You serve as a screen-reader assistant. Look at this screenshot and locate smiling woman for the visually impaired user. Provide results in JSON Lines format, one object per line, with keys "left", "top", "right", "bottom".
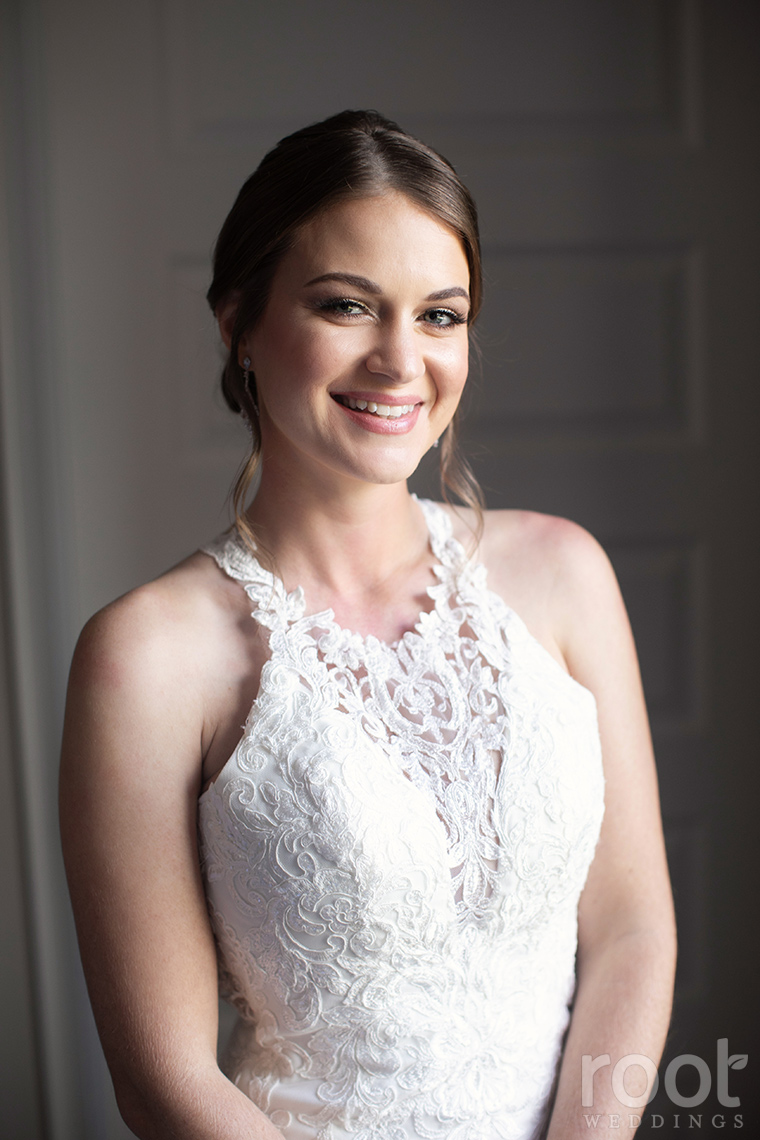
{"left": 224, "top": 193, "right": 471, "bottom": 498}
{"left": 206, "top": 110, "right": 484, "bottom": 553}
{"left": 59, "top": 111, "right": 676, "bottom": 1140}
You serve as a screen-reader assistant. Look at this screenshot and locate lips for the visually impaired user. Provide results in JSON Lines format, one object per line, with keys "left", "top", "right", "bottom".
{"left": 331, "top": 393, "right": 423, "bottom": 434}
{"left": 334, "top": 395, "right": 417, "bottom": 419}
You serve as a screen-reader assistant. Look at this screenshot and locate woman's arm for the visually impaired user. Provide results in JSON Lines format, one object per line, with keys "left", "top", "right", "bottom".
{"left": 59, "top": 582, "right": 285, "bottom": 1140}
{"left": 545, "top": 522, "right": 677, "bottom": 1138}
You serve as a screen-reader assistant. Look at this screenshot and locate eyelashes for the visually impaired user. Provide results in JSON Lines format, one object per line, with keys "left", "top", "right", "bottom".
{"left": 316, "top": 297, "right": 368, "bottom": 318}
{"left": 314, "top": 296, "right": 469, "bottom": 328}
{"left": 424, "top": 308, "right": 468, "bottom": 328}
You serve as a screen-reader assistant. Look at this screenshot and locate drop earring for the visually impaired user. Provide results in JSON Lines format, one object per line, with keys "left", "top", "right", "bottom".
{"left": 241, "top": 356, "right": 259, "bottom": 417}
{"left": 432, "top": 438, "right": 439, "bottom": 449}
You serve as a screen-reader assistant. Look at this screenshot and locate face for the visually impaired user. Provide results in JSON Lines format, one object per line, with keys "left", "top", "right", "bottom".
{"left": 238, "top": 192, "right": 471, "bottom": 489}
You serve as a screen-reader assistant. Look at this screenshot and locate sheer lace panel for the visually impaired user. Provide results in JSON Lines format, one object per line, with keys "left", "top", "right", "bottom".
{"left": 203, "top": 499, "right": 507, "bottom": 918}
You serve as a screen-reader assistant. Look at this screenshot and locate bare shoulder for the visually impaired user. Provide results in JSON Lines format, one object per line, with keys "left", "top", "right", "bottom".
{"left": 59, "top": 555, "right": 252, "bottom": 1114}
{"left": 481, "top": 508, "right": 608, "bottom": 576}
{"left": 70, "top": 552, "right": 234, "bottom": 699}
{"left": 445, "top": 504, "right": 623, "bottom": 670}
{"left": 446, "top": 502, "right": 601, "bottom": 564}
{"left": 63, "top": 547, "right": 261, "bottom": 784}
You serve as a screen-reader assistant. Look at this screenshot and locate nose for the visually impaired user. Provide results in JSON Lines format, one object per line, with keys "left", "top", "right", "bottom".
{"left": 365, "top": 319, "right": 425, "bottom": 386}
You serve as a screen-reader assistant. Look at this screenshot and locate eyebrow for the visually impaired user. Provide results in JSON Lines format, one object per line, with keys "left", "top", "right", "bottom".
{"left": 304, "top": 272, "right": 470, "bottom": 304}
{"left": 426, "top": 287, "right": 470, "bottom": 303}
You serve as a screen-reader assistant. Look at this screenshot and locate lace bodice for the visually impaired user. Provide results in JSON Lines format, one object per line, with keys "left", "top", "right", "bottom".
{"left": 198, "top": 499, "right": 605, "bottom": 1140}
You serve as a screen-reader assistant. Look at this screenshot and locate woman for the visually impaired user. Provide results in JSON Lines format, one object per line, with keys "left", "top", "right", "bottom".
{"left": 60, "top": 110, "right": 676, "bottom": 1139}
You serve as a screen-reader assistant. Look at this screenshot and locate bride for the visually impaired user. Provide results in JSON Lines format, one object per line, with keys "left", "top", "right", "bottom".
{"left": 60, "top": 110, "right": 676, "bottom": 1139}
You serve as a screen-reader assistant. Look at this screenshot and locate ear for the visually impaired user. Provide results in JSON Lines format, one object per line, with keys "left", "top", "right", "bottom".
{"left": 216, "top": 293, "right": 240, "bottom": 352}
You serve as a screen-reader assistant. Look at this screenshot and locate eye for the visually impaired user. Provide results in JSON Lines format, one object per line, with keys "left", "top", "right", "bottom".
{"left": 422, "top": 307, "right": 468, "bottom": 328}
{"left": 316, "top": 297, "right": 370, "bottom": 318}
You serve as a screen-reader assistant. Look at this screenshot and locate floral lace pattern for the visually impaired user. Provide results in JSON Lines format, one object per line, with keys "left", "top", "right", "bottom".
{"left": 198, "top": 500, "right": 605, "bottom": 1139}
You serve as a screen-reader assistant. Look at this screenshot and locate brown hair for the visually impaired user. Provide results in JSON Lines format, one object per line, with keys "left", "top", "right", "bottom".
{"left": 206, "top": 109, "right": 484, "bottom": 545}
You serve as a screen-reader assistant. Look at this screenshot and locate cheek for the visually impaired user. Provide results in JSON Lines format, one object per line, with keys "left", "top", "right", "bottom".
{"left": 256, "top": 319, "right": 354, "bottom": 396}
{"left": 437, "top": 340, "right": 469, "bottom": 397}
{"left": 253, "top": 323, "right": 319, "bottom": 397}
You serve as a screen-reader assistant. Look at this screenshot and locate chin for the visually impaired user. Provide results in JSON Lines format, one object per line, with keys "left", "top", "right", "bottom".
{"left": 328, "top": 443, "right": 427, "bottom": 487}
{"left": 360, "top": 453, "right": 429, "bottom": 486}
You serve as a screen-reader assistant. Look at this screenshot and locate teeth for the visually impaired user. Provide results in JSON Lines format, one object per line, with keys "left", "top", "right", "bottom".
{"left": 343, "top": 397, "right": 415, "bottom": 417}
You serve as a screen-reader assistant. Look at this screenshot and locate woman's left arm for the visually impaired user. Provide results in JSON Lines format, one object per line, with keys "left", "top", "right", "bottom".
{"left": 545, "top": 522, "right": 677, "bottom": 1138}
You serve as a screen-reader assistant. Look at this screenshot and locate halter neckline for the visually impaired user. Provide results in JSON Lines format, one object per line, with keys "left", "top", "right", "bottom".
{"left": 201, "top": 497, "right": 470, "bottom": 649}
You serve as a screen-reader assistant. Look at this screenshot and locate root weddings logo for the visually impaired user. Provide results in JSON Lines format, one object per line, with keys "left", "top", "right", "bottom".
{"left": 581, "top": 1039, "right": 748, "bottom": 1130}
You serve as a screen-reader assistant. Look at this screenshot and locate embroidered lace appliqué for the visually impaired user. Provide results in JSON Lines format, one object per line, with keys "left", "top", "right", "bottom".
{"left": 198, "top": 499, "right": 605, "bottom": 1140}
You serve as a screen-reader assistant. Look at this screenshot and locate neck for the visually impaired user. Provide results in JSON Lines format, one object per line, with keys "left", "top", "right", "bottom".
{"left": 246, "top": 458, "right": 428, "bottom": 595}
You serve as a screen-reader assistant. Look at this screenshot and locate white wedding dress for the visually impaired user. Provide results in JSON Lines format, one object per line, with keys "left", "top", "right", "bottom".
{"left": 198, "top": 499, "right": 605, "bottom": 1140}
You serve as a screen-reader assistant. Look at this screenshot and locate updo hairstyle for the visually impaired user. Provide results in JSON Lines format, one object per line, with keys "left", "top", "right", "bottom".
{"left": 207, "top": 109, "right": 484, "bottom": 542}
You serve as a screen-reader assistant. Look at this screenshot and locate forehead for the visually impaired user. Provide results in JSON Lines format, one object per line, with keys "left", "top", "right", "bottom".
{"left": 283, "top": 192, "right": 470, "bottom": 285}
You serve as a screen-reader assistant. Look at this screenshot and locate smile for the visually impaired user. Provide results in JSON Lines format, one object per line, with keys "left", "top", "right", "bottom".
{"left": 331, "top": 393, "right": 423, "bottom": 435}
{"left": 334, "top": 395, "right": 418, "bottom": 419}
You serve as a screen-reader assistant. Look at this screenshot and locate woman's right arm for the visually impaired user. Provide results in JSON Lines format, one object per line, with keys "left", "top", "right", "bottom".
{"left": 59, "top": 584, "right": 284, "bottom": 1140}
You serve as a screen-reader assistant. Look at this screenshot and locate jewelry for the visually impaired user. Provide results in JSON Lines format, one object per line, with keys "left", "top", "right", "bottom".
{"left": 432, "top": 438, "right": 439, "bottom": 449}
{"left": 241, "top": 356, "right": 259, "bottom": 417}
